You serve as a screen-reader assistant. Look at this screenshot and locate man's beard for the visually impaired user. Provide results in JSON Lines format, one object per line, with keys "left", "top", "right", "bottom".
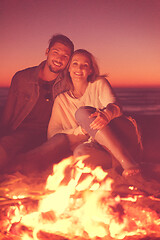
{"left": 48, "top": 64, "right": 64, "bottom": 74}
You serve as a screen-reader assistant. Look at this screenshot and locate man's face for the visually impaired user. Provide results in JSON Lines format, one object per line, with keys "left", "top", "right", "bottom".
{"left": 46, "top": 42, "right": 71, "bottom": 74}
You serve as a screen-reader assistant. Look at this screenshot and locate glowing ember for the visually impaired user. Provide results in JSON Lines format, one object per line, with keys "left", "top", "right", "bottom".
{"left": 0, "top": 155, "right": 160, "bottom": 240}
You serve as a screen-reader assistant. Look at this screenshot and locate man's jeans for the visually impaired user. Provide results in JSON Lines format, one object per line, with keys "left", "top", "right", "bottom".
{"left": 0, "top": 130, "right": 71, "bottom": 174}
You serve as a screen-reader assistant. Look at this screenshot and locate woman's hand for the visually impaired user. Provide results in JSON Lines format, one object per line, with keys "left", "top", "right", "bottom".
{"left": 89, "top": 110, "right": 110, "bottom": 130}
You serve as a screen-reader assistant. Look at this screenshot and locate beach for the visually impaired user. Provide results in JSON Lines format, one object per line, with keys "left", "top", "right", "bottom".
{"left": 1, "top": 86, "right": 160, "bottom": 164}
{"left": 0, "top": 86, "right": 160, "bottom": 182}
{"left": 0, "top": 87, "right": 160, "bottom": 239}
{"left": 116, "top": 87, "right": 160, "bottom": 166}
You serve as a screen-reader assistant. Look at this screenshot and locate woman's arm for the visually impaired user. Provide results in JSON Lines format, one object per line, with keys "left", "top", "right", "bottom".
{"left": 47, "top": 102, "right": 88, "bottom": 150}
{"left": 47, "top": 96, "right": 88, "bottom": 139}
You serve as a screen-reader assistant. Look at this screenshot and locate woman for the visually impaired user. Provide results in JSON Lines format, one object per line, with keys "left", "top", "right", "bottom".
{"left": 48, "top": 49, "right": 142, "bottom": 176}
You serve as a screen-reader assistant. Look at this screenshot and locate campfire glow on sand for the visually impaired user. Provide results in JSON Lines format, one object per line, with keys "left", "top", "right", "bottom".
{"left": 0, "top": 155, "right": 160, "bottom": 240}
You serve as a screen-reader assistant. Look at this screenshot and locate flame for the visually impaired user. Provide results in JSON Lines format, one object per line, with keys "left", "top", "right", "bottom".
{"left": 1, "top": 155, "right": 160, "bottom": 240}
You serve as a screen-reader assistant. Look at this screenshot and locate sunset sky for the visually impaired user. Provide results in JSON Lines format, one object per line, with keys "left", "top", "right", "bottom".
{"left": 1, "top": 0, "right": 160, "bottom": 87}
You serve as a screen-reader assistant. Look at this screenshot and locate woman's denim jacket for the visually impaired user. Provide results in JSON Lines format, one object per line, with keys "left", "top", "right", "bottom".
{"left": 1, "top": 61, "right": 68, "bottom": 135}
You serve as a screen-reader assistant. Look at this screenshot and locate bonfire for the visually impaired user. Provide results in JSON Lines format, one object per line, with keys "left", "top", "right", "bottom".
{"left": 0, "top": 155, "right": 160, "bottom": 240}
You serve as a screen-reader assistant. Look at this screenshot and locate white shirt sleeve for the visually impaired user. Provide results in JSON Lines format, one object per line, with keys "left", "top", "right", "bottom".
{"left": 98, "top": 78, "right": 117, "bottom": 107}
{"left": 47, "top": 95, "right": 86, "bottom": 139}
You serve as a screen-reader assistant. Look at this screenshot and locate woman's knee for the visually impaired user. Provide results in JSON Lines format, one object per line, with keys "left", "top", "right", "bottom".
{"left": 75, "top": 106, "right": 96, "bottom": 123}
{"left": 75, "top": 106, "right": 98, "bottom": 137}
{"left": 73, "top": 142, "right": 112, "bottom": 170}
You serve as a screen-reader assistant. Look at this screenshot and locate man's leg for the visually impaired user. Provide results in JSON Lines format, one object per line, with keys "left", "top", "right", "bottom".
{"left": 0, "top": 145, "right": 8, "bottom": 169}
{"left": 0, "top": 129, "right": 45, "bottom": 173}
{"left": 15, "top": 133, "right": 72, "bottom": 174}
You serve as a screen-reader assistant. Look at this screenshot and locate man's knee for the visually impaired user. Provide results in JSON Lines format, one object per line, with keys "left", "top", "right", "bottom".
{"left": 49, "top": 133, "right": 70, "bottom": 148}
{"left": 0, "top": 144, "right": 8, "bottom": 169}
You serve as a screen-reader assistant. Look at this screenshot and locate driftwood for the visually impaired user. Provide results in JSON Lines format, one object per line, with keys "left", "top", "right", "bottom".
{"left": 0, "top": 165, "right": 160, "bottom": 240}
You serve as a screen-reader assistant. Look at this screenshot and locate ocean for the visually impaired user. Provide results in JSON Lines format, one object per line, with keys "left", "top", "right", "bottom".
{"left": 114, "top": 87, "right": 160, "bottom": 115}
{"left": 0, "top": 87, "right": 160, "bottom": 115}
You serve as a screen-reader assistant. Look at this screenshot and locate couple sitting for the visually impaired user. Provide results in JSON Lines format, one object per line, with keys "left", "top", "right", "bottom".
{"left": 19, "top": 48, "right": 142, "bottom": 177}
{"left": 0, "top": 34, "right": 142, "bottom": 177}
{"left": 48, "top": 49, "right": 142, "bottom": 177}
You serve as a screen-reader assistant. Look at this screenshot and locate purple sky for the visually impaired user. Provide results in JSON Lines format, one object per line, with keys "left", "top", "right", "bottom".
{"left": 1, "top": 0, "right": 160, "bottom": 86}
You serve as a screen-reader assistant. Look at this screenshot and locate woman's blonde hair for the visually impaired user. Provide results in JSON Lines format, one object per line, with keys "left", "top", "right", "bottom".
{"left": 66, "top": 49, "right": 106, "bottom": 90}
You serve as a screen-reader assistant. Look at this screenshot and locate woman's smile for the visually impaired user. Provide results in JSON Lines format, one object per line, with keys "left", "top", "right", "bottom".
{"left": 69, "top": 53, "right": 92, "bottom": 83}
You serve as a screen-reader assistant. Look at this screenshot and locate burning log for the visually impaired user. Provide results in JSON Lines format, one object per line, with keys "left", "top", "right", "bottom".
{"left": 0, "top": 155, "right": 160, "bottom": 240}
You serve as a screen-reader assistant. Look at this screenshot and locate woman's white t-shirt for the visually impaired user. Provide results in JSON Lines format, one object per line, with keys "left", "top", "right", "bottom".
{"left": 48, "top": 78, "right": 116, "bottom": 148}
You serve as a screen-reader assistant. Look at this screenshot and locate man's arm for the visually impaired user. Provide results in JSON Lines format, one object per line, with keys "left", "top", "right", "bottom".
{"left": 89, "top": 78, "right": 123, "bottom": 130}
{"left": 1, "top": 73, "right": 19, "bottom": 134}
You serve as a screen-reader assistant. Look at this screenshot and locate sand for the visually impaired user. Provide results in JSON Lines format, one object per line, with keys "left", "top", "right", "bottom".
{"left": 0, "top": 110, "right": 160, "bottom": 239}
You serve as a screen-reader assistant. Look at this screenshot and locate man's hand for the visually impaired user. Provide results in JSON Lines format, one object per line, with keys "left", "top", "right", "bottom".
{"left": 81, "top": 127, "right": 88, "bottom": 135}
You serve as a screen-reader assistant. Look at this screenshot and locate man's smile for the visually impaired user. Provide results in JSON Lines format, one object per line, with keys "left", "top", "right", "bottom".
{"left": 53, "top": 61, "right": 62, "bottom": 67}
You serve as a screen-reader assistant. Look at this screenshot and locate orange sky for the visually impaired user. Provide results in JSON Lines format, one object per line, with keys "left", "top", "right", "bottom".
{"left": 1, "top": 0, "right": 160, "bottom": 87}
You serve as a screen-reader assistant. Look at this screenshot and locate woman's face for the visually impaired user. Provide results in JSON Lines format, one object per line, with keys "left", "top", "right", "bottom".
{"left": 69, "top": 53, "right": 92, "bottom": 84}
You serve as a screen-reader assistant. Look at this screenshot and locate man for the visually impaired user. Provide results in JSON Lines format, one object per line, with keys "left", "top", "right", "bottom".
{"left": 0, "top": 34, "right": 74, "bottom": 173}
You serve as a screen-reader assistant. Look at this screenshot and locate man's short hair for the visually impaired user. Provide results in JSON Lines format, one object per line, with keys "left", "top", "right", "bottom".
{"left": 48, "top": 34, "right": 74, "bottom": 54}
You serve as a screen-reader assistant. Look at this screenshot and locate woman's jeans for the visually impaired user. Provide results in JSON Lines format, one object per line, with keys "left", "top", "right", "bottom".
{"left": 75, "top": 106, "right": 142, "bottom": 170}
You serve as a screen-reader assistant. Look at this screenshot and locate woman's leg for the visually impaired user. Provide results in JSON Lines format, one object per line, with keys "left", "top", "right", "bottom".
{"left": 75, "top": 106, "right": 142, "bottom": 175}
{"left": 73, "top": 141, "right": 112, "bottom": 171}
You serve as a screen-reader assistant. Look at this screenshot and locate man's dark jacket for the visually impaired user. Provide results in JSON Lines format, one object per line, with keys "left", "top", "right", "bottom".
{"left": 0, "top": 61, "right": 68, "bottom": 135}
